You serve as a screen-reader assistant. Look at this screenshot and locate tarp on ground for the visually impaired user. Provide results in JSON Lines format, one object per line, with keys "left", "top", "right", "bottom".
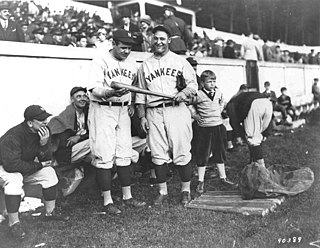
{"left": 239, "top": 162, "right": 314, "bottom": 200}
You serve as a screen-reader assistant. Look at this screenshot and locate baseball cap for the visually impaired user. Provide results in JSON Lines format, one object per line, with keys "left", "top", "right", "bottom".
{"left": 70, "top": 86, "right": 87, "bottom": 96}
{"left": 24, "top": 105, "right": 52, "bottom": 121}
{"left": 152, "top": 25, "right": 171, "bottom": 37}
{"left": 112, "top": 29, "right": 135, "bottom": 45}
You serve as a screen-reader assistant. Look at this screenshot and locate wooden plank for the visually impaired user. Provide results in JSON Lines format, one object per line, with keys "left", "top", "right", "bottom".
{"left": 199, "top": 195, "right": 285, "bottom": 205}
{"left": 187, "top": 203, "right": 269, "bottom": 216}
{"left": 191, "top": 199, "right": 276, "bottom": 210}
{"left": 187, "top": 191, "right": 286, "bottom": 216}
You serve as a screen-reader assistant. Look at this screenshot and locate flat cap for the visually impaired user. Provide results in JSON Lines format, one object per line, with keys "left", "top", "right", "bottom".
{"left": 24, "top": 105, "right": 52, "bottom": 121}
{"left": 152, "top": 25, "right": 171, "bottom": 37}
{"left": 113, "top": 29, "right": 135, "bottom": 45}
{"left": 70, "top": 86, "right": 87, "bottom": 97}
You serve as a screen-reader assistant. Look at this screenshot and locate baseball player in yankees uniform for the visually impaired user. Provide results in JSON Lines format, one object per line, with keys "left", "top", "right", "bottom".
{"left": 136, "top": 25, "right": 198, "bottom": 206}
{"left": 88, "top": 29, "right": 146, "bottom": 215}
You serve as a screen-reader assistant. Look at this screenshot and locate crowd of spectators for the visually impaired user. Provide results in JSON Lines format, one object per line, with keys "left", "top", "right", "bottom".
{"left": 1, "top": 0, "right": 320, "bottom": 64}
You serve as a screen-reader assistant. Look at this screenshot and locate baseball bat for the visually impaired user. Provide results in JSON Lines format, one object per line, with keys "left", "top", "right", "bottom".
{"left": 110, "top": 81, "right": 174, "bottom": 99}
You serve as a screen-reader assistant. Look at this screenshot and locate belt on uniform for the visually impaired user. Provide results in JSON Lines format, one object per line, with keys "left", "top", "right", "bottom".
{"left": 97, "top": 101, "right": 129, "bottom": 106}
{"left": 148, "top": 102, "right": 180, "bottom": 108}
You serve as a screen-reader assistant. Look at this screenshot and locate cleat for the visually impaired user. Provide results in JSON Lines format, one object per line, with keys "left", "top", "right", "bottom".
{"left": 181, "top": 191, "right": 191, "bottom": 206}
{"left": 153, "top": 194, "right": 168, "bottom": 206}
{"left": 102, "top": 204, "right": 121, "bottom": 215}
{"left": 196, "top": 181, "right": 204, "bottom": 194}
{"left": 123, "top": 198, "right": 146, "bottom": 208}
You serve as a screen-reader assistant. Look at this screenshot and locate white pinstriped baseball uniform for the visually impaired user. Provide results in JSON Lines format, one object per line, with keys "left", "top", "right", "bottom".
{"left": 135, "top": 51, "right": 198, "bottom": 166}
{"left": 88, "top": 51, "right": 138, "bottom": 169}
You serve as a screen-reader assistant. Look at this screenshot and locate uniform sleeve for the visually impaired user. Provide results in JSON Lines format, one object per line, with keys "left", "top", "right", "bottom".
{"left": 135, "top": 64, "right": 147, "bottom": 105}
{"left": 88, "top": 55, "right": 107, "bottom": 91}
{"left": 181, "top": 61, "right": 198, "bottom": 97}
{"left": 0, "top": 135, "right": 43, "bottom": 176}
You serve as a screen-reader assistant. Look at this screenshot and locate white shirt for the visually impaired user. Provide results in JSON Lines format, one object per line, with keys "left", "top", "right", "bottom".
{"left": 0, "top": 19, "right": 8, "bottom": 29}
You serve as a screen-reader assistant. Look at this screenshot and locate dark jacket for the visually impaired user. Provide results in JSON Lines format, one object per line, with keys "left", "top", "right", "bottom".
{"left": 0, "top": 122, "right": 50, "bottom": 175}
{"left": 164, "top": 15, "right": 190, "bottom": 54}
{"left": 47, "top": 104, "right": 89, "bottom": 165}
{"left": 0, "top": 20, "right": 25, "bottom": 42}
{"left": 277, "top": 95, "right": 292, "bottom": 109}
{"left": 227, "top": 92, "right": 266, "bottom": 136}
{"left": 223, "top": 46, "right": 236, "bottom": 59}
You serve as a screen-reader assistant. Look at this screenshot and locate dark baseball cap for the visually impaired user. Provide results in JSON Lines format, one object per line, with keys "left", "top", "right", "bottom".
{"left": 113, "top": 29, "right": 135, "bottom": 45}
{"left": 70, "top": 86, "right": 87, "bottom": 96}
{"left": 24, "top": 105, "right": 52, "bottom": 121}
{"left": 152, "top": 25, "right": 171, "bottom": 37}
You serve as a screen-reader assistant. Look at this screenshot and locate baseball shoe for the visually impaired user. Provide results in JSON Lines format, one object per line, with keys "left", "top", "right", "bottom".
{"left": 102, "top": 204, "right": 121, "bottom": 215}
{"left": 123, "top": 198, "right": 146, "bottom": 208}
{"left": 196, "top": 181, "right": 204, "bottom": 194}
{"left": 181, "top": 191, "right": 191, "bottom": 206}
{"left": 43, "top": 210, "right": 70, "bottom": 221}
{"left": 9, "top": 222, "right": 26, "bottom": 240}
{"left": 220, "top": 178, "right": 238, "bottom": 188}
{"left": 153, "top": 194, "right": 168, "bottom": 205}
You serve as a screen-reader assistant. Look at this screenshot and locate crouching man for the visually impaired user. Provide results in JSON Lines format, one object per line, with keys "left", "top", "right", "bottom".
{"left": 0, "top": 105, "right": 69, "bottom": 240}
{"left": 48, "top": 87, "right": 91, "bottom": 196}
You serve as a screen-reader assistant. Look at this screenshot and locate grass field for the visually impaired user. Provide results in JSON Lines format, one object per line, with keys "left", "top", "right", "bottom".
{"left": 1, "top": 111, "right": 319, "bottom": 248}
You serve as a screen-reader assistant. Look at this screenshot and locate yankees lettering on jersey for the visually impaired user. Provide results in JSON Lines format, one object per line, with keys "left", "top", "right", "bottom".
{"left": 105, "top": 68, "right": 135, "bottom": 82}
{"left": 145, "top": 68, "right": 182, "bottom": 83}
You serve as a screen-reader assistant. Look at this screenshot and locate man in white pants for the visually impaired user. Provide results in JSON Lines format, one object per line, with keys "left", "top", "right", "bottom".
{"left": 0, "top": 105, "right": 69, "bottom": 240}
{"left": 48, "top": 87, "right": 92, "bottom": 196}
{"left": 227, "top": 90, "right": 273, "bottom": 166}
{"left": 88, "top": 29, "right": 146, "bottom": 215}
{"left": 136, "top": 25, "right": 198, "bottom": 206}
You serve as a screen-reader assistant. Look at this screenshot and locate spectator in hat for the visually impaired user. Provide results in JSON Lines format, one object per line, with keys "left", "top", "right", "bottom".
{"left": 0, "top": 2, "right": 24, "bottom": 42}
{"left": 20, "top": 22, "right": 31, "bottom": 42}
{"left": 48, "top": 87, "right": 91, "bottom": 197}
{"left": 0, "top": 105, "right": 69, "bottom": 240}
{"left": 163, "top": 4, "right": 192, "bottom": 55}
{"left": 120, "top": 8, "right": 143, "bottom": 52}
{"left": 140, "top": 15, "right": 153, "bottom": 52}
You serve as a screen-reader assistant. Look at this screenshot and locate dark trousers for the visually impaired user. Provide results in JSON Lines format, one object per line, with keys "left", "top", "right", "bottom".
{"left": 196, "top": 124, "right": 227, "bottom": 166}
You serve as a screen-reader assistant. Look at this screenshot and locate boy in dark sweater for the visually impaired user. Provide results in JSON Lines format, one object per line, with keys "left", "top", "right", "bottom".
{"left": 277, "top": 87, "right": 296, "bottom": 121}
{"left": 191, "top": 70, "right": 236, "bottom": 194}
